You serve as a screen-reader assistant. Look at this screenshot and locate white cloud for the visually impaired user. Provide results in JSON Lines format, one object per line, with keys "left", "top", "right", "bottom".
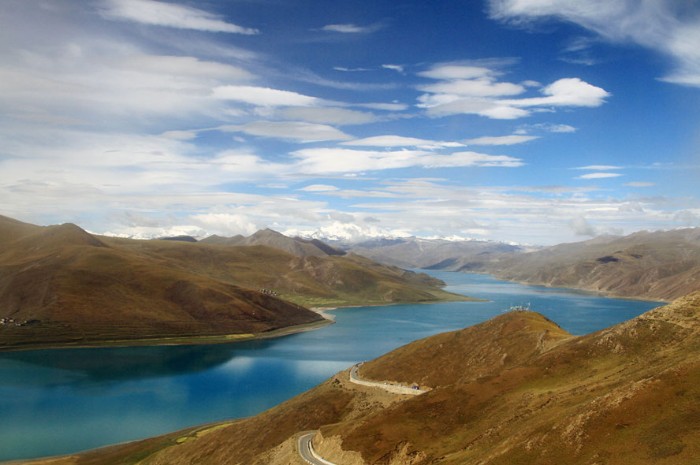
{"left": 382, "top": 64, "right": 405, "bottom": 73}
{"left": 212, "top": 86, "right": 319, "bottom": 107}
{"left": 547, "top": 124, "right": 577, "bottom": 133}
{"left": 419, "top": 96, "right": 530, "bottom": 119}
{"left": 299, "top": 184, "right": 340, "bottom": 192}
{"left": 423, "top": 151, "right": 524, "bottom": 168}
{"left": 576, "top": 165, "right": 623, "bottom": 170}
{"left": 419, "top": 78, "right": 525, "bottom": 98}
{"left": 273, "top": 107, "right": 378, "bottom": 125}
{"left": 569, "top": 216, "right": 598, "bottom": 236}
{"left": 505, "top": 78, "right": 610, "bottom": 107}
{"left": 418, "top": 63, "right": 609, "bottom": 119}
{"left": 287, "top": 221, "right": 412, "bottom": 242}
{"left": 342, "top": 135, "right": 464, "bottom": 149}
{"left": 577, "top": 172, "right": 623, "bottom": 179}
{"left": 488, "top": 0, "right": 700, "bottom": 88}
{"left": 418, "top": 65, "right": 496, "bottom": 80}
{"left": 333, "top": 66, "right": 372, "bottom": 72}
{"left": 290, "top": 147, "right": 523, "bottom": 174}
{"left": 355, "top": 102, "right": 409, "bottom": 111}
{"left": 222, "top": 121, "right": 351, "bottom": 142}
{"left": 674, "top": 210, "right": 700, "bottom": 226}
{"left": 117, "top": 54, "right": 254, "bottom": 80}
{"left": 191, "top": 213, "right": 260, "bottom": 237}
{"left": 465, "top": 134, "right": 539, "bottom": 145}
{"left": 321, "top": 23, "right": 381, "bottom": 33}
{"left": 100, "top": 0, "right": 259, "bottom": 34}
{"left": 625, "top": 181, "right": 655, "bottom": 187}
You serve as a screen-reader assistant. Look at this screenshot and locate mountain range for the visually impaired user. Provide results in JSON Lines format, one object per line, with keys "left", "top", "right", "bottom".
{"left": 27, "top": 291, "right": 700, "bottom": 464}
{"left": 344, "top": 229, "right": 700, "bottom": 301}
{"left": 0, "top": 216, "right": 462, "bottom": 351}
{"left": 347, "top": 236, "right": 524, "bottom": 271}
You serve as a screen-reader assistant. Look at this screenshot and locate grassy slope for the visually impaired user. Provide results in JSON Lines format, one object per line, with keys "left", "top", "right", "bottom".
{"left": 22, "top": 293, "right": 700, "bottom": 465}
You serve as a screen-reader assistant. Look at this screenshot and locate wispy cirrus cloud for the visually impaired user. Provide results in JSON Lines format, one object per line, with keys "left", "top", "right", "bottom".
{"left": 577, "top": 172, "right": 623, "bottom": 180}
{"left": 465, "top": 134, "right": 539, "bottom": 145}
{"left": 271, "top": 106, "right": 379, "bottom": 125}
{"left": 100, "top": 0, "right": 259, "bottom": 34}
{"left": 342, "top": 135, "right": 464, "bottom": 149}
{"left": 382, "top": 64, "right": 405, "bottom": 73}
{"left": 221, "top": 121, "right": 352, "bottom": 142}
{"left": 576, "top": 164, "right": 623, "bottom": 170}
{"left": 212, "top": 85, "right": 320, "bottom": 107}
{"left": 321, "top": 23, "right": 383, "bottom": 33}
{"left": 574, "top": 163, "right": 624, "bottom": 180}
{"left": 488, "top": 0, "right": 700, "bottom": 87}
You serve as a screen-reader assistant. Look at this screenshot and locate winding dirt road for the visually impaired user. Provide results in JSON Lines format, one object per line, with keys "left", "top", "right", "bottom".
{"left": 298, "top": 431, "right": 338, "bottom": 465}
{"left": 349, "top": 362, "right": 429, "bottom": 395}
{"left": 297, "top": 364, "right": 430, "bottom": 464}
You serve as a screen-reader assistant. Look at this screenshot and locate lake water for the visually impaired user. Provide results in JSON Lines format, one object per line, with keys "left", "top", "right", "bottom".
{"left": 0, "top": 272, "right": 662, "bottom": 461}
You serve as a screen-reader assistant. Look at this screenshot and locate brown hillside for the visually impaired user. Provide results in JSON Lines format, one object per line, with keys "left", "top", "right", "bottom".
{"left": 327, "top": 295, "right": 700, "bottom": 465}
{"left": 0, "top": 215, "right": 42, "bottom": 243}
{"left": 28, "top": 293, "right": 700, "bottom": 465}
{"left": 0, "top": 216, "right": 462, "bottom": 350}
{"left": 490, "top": 228, "right": 700, "bottom": 300}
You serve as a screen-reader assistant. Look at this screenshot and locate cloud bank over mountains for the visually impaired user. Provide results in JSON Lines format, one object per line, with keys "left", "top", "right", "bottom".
{"left": 0, "top": 0, "right": 698, "bottom": 245}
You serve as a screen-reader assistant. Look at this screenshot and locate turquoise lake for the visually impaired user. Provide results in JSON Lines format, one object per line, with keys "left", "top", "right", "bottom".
{"left": 0, "top": 272, "right": 662, "bottom": 461}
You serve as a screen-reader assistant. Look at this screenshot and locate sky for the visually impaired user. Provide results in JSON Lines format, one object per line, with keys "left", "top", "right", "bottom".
{"left": 1, "top": 0, "right": 699, "bottom": 245}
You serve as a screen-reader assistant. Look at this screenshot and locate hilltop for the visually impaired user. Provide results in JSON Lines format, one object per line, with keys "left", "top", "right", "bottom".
{"left": 27, "top": 292, "right": 700, "bottom": 464}
{"left": 202, "top": 228, "right": 346, "bottom": 257}
{"left": 0, "top": 216, "right": 465, "bottom": 351}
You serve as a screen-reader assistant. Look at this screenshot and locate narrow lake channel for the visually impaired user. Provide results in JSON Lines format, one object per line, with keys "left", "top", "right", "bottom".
{"left": 0, "top": 272, "right": 661, "bottom": 461}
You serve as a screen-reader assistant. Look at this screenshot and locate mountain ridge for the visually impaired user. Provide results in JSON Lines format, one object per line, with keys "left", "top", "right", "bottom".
{"left": 0, "top": 215, "right": 463, "bottom": 351}
{"left": 343, "top": 228, "right": 700, "bottom": 301}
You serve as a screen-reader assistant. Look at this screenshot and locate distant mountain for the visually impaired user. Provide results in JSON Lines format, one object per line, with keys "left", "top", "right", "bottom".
{"left": 349, "top": 236, "right": 524, "bottom": 271}
{"left": 40, "top": 292, "right": 700, "bottom": 465}
{"left": 157, "top": 235, "right": 198, "bottom": 243}
{"left": 0, "top": 216, "right": 464, "bottom": 350}
{"left": 489, "top": 228, "right": 700, "bottom": 301}
{"left": 201, "top": 228, "right": 346, "bottom": 257}
{"left": 349, "top": 229, "right": 700, "bottom": 301}
{"left": 199, "top": 233, "right": 245, "bottom": 246}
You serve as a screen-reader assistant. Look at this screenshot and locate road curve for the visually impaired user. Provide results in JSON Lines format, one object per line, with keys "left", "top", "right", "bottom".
{"left": 349, "top": 362, "right": 429, "bottom": 395}
{"left": 298, "top": 431, "right": 338, "bottom": 465}
{"left": 297, "top": 365, "right": 430, "bottom": 464}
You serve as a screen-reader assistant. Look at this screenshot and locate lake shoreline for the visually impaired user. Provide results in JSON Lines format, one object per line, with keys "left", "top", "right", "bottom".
{"left": 0, "top": 313, "right": 335, "bottom": 354}
{"left": 0, "top": 292, "right": 475, "bottom": 353}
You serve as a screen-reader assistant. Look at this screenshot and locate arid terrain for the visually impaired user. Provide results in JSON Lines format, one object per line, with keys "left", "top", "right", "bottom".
{"left": 489, "top": 229, "right": 700, "bottom": 301}
{"left": 0, "top": 215, "right": 463, "bottom": 351}
{"left": 22, "top": 291, "right": 700, "bottom": 465}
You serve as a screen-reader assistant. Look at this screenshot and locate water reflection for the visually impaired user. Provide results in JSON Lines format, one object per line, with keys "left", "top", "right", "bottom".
{"left": 0, "top": 344, "right": 239, "bottom": 386}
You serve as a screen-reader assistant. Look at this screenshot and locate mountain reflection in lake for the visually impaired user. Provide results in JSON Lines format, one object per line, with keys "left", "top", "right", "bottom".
{"left": 0, "top": 272, "right": 661, "bottom": 461}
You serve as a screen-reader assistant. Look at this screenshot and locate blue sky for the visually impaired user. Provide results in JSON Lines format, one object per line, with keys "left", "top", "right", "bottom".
{"left": 1, "top": 0, "right": 699, "bottom": 244}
